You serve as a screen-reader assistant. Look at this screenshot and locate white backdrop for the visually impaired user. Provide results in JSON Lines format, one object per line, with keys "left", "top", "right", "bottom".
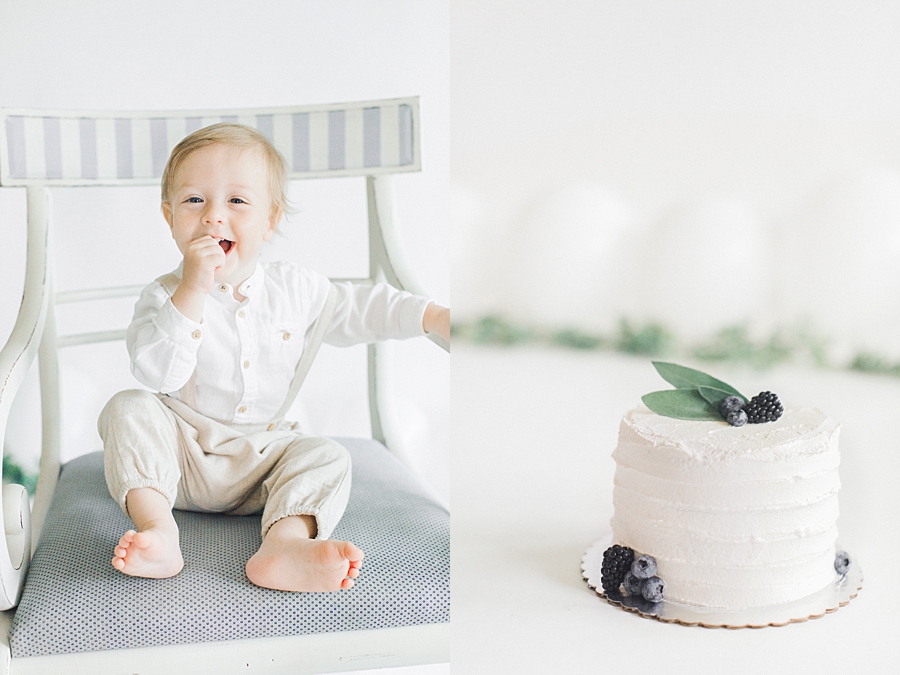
{"left": 452, "top": 0, "right": 900, "bottom": 361}
{"left": 0, "top": 0, "right": 451, "bottom": 504}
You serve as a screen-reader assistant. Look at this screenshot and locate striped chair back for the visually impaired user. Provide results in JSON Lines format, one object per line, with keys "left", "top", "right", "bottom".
{"left": 0, "top": 97, "right": 419, "bottom": 185}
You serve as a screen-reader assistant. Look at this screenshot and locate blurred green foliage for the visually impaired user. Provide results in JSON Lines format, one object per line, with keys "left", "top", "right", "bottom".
{"left": 455, "top": 315, "right": 534, "bottom": 345}
{"left": 693, "top": 325, "right": 792, "bottom": 369}
{"left": 616, "top": 320, "right": 675, "bottom": 356}
{"left": 552, "top": 329, "right": 605, "bottom": 350}
{"left": 3, "top": 455, "right": 38, "bottom": 495}
{"left": 453, "top": 315, "right": 900, "bottom": 380}
{"left": 850, "top": 352, "right": 900, "bottom": 377}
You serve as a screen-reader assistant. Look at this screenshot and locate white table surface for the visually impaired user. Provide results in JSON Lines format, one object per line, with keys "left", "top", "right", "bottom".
{"left": 454, "top": 345, "right": 898, "bottom": 674}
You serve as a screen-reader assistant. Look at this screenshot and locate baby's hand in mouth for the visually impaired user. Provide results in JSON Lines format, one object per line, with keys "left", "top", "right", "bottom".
{"left": 180, "top": 235, "right": 229, "bottom": 294}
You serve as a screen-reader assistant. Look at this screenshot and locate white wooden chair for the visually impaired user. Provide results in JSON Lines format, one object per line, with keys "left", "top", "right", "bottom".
{"left": 0, "top": 98, "right": 449, "bottom": 674}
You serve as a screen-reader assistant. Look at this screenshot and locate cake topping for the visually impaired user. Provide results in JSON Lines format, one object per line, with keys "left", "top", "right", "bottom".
{"left": 600, "top": 545, "right": 634, "bottom": 594}
{"left": 641, "top": 576, "right": 665, "bottom": 603}
{"left": 719, "top": 395, "right": 745, "bottom": 415}
{"left": 725, "top": 409, "right": 748, "bottom": 427}
{"left": 834, "top": 551, "right": 851, "bottom": 575}
{"left": 604, "top": 548, "right": 666, "bottom": 601}
{"left": 622, "top": 570, "right": 645, "bottom": 596}
{"left": 631, "top": 554, "right": 658, "bottom": 580}
{"left": 745, "top": 391, "right": 785, "bottom": 424}
{"left": 641, "top": 361, "right": 783, "bottom": 426}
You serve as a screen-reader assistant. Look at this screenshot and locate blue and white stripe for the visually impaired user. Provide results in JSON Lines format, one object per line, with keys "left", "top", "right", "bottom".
{"left": 1, "top": 98, "right": 418, "bottom": 185}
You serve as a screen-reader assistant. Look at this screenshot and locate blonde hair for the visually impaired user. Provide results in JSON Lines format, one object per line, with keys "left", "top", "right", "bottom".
{"left": 161, "top": 123, "right": 291, "bottom": 220}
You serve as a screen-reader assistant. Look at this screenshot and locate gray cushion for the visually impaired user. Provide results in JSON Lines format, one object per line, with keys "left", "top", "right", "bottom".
{"left": 8, "top": 438, "right": 449, "bottom": 657}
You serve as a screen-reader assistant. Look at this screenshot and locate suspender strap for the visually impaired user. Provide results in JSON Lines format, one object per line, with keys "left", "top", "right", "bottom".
{"left": 271, "top": 284, "right": 339, "bottom": 421}
{"left": 157, "top": 273, "right": 182, "bottom": 295}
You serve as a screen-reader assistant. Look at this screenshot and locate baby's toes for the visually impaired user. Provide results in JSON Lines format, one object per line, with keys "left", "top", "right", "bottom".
{"left": 347, "top": 567, "right": 360, "bottom": 579}
{"left": 339, "top": 541, "right": 364, "bottom": 562}
{"left": 112, "top": 556, "right": 126, "bottom": 570}
{"left": 132, "top": 531, "right": 154, "bottom": 550}
{"left": 114, "top": 545, "right": 128, "bottom": 558}
{"left": 349, "top": 559, "right": 363, "bottom": 570}
{"left": 340, "top": 578, "right": 355, "bottom": 590}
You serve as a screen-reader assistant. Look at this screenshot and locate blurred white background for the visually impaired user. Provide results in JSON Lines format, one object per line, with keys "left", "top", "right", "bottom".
{"left": 446, "top": 4, "right": 900, "bottom": 673}
{"left": 452, "top": 0, "right": 900, "bottom": 362}
{"left": 0, "top": 1, "right": 451, "bottom": 507}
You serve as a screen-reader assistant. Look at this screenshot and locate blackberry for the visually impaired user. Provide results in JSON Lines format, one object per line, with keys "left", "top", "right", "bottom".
{"left": 600, "top": 545, "right": 634, "bottom": 594}
{"left": 745, "top": 391, "right": 784, "bottom": 424}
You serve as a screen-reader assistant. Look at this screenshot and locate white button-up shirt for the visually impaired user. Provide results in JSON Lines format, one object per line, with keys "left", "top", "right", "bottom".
{"left": 127, "top": 261, "right": 431, "bottom": 424}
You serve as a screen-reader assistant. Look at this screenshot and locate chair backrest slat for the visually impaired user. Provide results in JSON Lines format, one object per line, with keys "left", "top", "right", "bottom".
{"left": 0, "top": 97, "right": 419, "bottom": 186}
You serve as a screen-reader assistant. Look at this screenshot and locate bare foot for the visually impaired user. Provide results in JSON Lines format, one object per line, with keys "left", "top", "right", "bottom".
{"left": 111, "top": 527, "right": 184, "bottom": 579}
{"left": 246, "top": 520, "right": 364, "bottom": 592}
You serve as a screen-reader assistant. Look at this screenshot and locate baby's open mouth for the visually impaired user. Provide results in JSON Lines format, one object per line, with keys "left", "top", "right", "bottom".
{"left": 218, "top": 239, "right": 234, "bottom": 254}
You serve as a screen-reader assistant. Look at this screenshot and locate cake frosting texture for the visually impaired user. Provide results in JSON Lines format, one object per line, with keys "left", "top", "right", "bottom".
{"left": 610, "top": 406, "right": 840, "bottom": 609}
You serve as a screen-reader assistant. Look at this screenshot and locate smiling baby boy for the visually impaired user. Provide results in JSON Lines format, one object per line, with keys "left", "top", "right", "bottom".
{"left": 98, "top": 123, "right": 449, "bottom": 592}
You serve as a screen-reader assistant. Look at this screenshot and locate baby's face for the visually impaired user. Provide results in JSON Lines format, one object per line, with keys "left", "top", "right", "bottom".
{"left": 163, "top": 143, "right": 280, "bottom": 287}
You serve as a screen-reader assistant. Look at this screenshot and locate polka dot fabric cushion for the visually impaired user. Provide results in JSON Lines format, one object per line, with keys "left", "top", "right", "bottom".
{"left": 8, "top": 438, "right": 449, "bottom": 657}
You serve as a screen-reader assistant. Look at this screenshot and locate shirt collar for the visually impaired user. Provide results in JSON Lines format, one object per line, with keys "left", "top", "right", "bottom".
{"left": 236, "top": 263, "right": 264, "bottom": 299}
{"left": 170, "top": 262, "right": 264, "bottom": 302}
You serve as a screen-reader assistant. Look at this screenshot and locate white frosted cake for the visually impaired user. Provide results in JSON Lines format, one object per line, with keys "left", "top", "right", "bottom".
{"left": 610, "top": 405, "right": 841, "bottom": 609}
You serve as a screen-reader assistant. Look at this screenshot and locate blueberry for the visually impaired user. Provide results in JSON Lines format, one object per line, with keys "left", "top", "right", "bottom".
{"left": 834, "top": 551, "right": 851, "bottom": 575}
{"left": 631, "top": 554, "right": 657, "bottom": 579}
{"left": 622, "top": 571, "right": 645, "bottom": 596}
{"left": 642, "top": 576, "right": 665, "bottom": 603}
{"left": 726, "top": 409, "right": 748, "bottom": 427}
{"left": 719, "top": 396, "right": 745, "bottom": 415}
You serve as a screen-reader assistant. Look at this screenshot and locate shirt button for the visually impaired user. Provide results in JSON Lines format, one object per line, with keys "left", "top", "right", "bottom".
{"left": 238, "top": 405, "right": 247, "bottom": 414}
{"left": 267, "top": 423, "right": 276, "bottom": 431}
{"left": 238, "top": 310, "right": 245, "bottom": 318}
{"left": 283, "top": 332, "right": 291, "bottom": 341}
{"left": 243, "top": 360, "right": 250, "bottom": 369}
{"left": 219, "top": 284, "right": 228, "bottom": 292}
{"left": 191, "top": 330, "right": 202, "bottom": 339}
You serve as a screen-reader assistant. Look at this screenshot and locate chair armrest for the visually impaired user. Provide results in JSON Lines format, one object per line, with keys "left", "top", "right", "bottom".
{"left": 366, "top": 175, "right": 449, "bottom": 354}
{"left": 0, "top": 189, "right": 51, "bottom": 450}
{"left": 0, "top": 318, "right": 43, "bottom": 454}
{"left": 0, "top": 187, "right": 50, "bottom": 610}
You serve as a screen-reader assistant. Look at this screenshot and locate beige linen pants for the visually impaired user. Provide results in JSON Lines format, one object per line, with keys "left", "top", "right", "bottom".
{"left": 98, "top": 389, "right": 351, "bottom": 539}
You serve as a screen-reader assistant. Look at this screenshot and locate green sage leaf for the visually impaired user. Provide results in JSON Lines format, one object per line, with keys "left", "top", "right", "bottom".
{"left": 697, "top": 386, "right": 744, "bottom": 410}
{"left": 651, "top": 361, "right": 743, "bottom": 398}
{"left": 641, "top": 389, "right": 722, "bottom": 421}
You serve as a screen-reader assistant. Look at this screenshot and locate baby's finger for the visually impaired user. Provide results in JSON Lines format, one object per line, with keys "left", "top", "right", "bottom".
{"left": 190, "top": 240, "right": 227, "bottom": 261}
{"left": 187, "top": 236, "right": 223, "bottom": 253}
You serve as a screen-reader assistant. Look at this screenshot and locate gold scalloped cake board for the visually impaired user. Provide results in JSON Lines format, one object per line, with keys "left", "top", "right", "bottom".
{"left": 581, "top": 535, "right": 863, "bottom": 629}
